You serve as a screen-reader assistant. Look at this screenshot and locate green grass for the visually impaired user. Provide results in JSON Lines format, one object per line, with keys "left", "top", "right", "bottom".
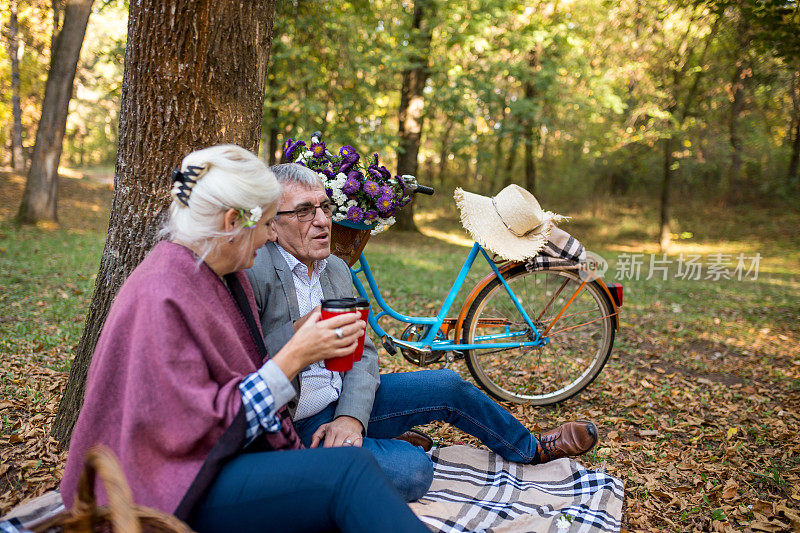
{"left": 0, "top": 222, "right": 104, "bottom": 365}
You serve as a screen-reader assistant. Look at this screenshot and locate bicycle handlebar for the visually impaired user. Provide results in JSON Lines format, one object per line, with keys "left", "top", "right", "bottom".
{"left": 414, "top": 185, "right": 435, "bottom": 195}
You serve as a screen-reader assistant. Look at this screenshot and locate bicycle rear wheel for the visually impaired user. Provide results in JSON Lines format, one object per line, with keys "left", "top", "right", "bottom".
{"left": 462, "top": 265, "right": 615, "bottom": 405}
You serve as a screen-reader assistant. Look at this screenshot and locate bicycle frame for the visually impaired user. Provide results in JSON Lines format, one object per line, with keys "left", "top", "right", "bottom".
{"left": 349, "top": 242, "right": 550, "bottom": 353}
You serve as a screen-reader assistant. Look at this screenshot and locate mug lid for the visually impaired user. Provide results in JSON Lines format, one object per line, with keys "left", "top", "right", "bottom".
{"left": 354, "top": 297, "right": 369, "bottom": 308}
{"left": 321, "top": 298, "right": 356, "bottom": 310}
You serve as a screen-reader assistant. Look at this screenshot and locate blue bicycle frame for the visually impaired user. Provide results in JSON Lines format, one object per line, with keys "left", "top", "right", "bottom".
{"left": 349, "top": 242, "right": 548, "bottom": 353}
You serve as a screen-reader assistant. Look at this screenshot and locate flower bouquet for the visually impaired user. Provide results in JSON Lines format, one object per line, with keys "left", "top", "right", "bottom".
{"left": 283, "top": 135, "right": 414, "bottom": 235}
{"left": 283, "top": 135, "right": 417, "bottom": 266}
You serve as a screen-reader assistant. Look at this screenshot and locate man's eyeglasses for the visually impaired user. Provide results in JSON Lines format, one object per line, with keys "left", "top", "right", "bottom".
{"left": 276, "top": 202, "right": 334, "bottom": 222}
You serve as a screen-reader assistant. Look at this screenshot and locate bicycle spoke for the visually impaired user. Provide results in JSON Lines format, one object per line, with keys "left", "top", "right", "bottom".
{"left": 463, "top": 267, "right": 615, "bottom": 405}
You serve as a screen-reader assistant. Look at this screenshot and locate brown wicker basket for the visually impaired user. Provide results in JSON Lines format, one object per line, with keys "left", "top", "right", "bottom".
{"left": 34, "top": 446, "right": 194, "bottom": 533}
{"left": 330, "top": 222, "right": 372, "bottom": 267}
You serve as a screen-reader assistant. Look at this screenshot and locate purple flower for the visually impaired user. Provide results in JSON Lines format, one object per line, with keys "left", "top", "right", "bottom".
{"left": 398, "top": 195, "right": 412, "bottom": 207}
{"left": 325, "top": 187, "right": 334, "bottom": 198}
{"left": 338, "top": 146, "right": 360, "bottom": 173}
{"left": 363, "top": 180, "right": 380, "bottom": 198}
{"left": 310, "top": 141, "right": 327, "bottom": 160}
{"left": 378, "top": 185, "right": 394, "bottom": 198}
{"left": 368, "top": 168, "right": 383, "bottom": 179}
{"left": 340, "top": 145, "right": 358, "bottom": 158}
{"left": 377, "top": 194, "right": 395, "bottom": 214}
{"left": 364, "top": 210, "right": 379, "bottom": 223}
{"left": 283, "top": 139, "right": 306, "bottom": 161}
{"left": 346, "top": 205, "right": 364, "bottom": 223}
{"left": 343, "top": 174, "right": 361, "bottom": 195}
{"left": 320, "top": 168, "right": 336, "bottom": 179}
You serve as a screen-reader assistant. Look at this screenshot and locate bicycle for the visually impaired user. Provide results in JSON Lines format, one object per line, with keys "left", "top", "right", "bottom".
{"left": 344, "top": 181, "right": 623, "bottom": 406}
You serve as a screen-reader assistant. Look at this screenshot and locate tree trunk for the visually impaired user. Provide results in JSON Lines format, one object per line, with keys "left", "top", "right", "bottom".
{"left": 523, "top": 49, "right": 539, "bottom": 193}
{"left": 52, "top": 0, "right": 278, "bottom": 447}
{"left": 6, "top": 0, "right": 25, "bottom": 173}
{"left": 395, "top": 0, "right": 436, "bottom": 232}
{"left": 266, "top": 106, "right": 279, "bottom": 165}
{"left": 787, "top": 68, "right": 800, "bottom": 188}
{"left": 436, "top": 117, "right": 453, "bottom": 186}
{"left": 523, "top": 127, "right": 536, "bottom": 193}
{"left": 504, "top": 125, "right": 519, "bottom": 188}
{"left": 727, "top": 59, "right": 747, "bottom": 198}
{"left": 659, "top": 136, "right": 673, "bottom": 252}
{"left": 17, "top": 0, "right": 94, "bottom": 224}
{"left": 789, "top": 119, "right": 800, "bottom": 189}
{"left": 657, "top": 13, "right": 720, "bottom": 250}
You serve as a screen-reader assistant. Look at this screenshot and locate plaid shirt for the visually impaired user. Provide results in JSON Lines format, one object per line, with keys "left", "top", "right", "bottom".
{"left": 239, "top": 371, "right": 282, "bottom": 445}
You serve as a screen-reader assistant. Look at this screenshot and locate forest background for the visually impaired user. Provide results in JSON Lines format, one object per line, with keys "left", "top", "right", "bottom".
{"left": 2, "top": 0, "right": 799, "bottom": 227}
{"left": 1, "top": 0, "right": 799, "bottom": 531}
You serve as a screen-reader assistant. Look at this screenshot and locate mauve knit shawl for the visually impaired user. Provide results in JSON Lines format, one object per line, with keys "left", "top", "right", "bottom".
{"left": 60, "top": 241, "right": 273, "bottom": 517}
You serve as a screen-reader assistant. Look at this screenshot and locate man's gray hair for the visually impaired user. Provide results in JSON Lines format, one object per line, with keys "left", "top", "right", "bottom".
{"left": 270, "top": 163, "right": 325, "bottom": 190}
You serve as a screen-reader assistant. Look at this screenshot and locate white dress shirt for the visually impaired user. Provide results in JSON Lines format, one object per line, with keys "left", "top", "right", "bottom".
{"left": 276, "top": 245, "right": 343, "bottom": 420}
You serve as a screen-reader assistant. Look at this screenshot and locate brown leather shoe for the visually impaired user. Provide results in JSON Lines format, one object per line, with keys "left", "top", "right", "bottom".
{"left": 394, "top": 429, "right": 434, "bottom": 452}
{"left": 535, "top": 421, "right": 598, "bottom": 463}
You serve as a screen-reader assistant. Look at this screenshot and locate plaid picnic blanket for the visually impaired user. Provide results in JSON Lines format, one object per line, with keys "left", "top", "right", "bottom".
{"left": 525, "top": 226, "right": 586, "bottom": 271}
{"left": 410, "top": 446, "right": 624, "bottom": 533}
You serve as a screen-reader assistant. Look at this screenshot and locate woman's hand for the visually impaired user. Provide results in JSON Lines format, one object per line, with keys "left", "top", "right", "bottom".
{"left": 271, "top": 309, "right": 365, "bottom": 381}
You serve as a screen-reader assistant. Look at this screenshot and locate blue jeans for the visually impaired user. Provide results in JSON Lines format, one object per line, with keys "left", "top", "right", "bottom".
{"left": 190, "top": 447, "right": 428, "bottom": 533}
{"left": 294, "top": 369, "right": 539, "bottom": 501}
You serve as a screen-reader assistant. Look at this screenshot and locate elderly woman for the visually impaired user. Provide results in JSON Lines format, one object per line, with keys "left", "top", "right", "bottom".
{"left": 59, "top": 145, "right": 428, "bottom": 533}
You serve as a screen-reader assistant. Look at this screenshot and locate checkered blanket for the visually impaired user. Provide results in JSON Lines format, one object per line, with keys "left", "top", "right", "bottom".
{"left": 410, "top": 446, "right": 624, "bottom": 533}
{"left": 525, "top": 226, "right": 586, "bottom": 271}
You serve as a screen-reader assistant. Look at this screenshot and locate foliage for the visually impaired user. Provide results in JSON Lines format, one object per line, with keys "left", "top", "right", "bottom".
{"left": 2, "top": 172, "right": 799, "bottom": 530}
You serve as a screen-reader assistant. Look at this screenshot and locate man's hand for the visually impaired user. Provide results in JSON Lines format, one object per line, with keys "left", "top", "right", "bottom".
{"left": 309, "top": 416, "right": 365, "bottom": 448}
{"left": 292, "top": 305, "right": 321, "bottom": 332}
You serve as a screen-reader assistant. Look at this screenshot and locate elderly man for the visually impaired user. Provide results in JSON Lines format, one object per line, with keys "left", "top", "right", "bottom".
{"left": 246, "top": 163, "right": 598, "bottom": 501}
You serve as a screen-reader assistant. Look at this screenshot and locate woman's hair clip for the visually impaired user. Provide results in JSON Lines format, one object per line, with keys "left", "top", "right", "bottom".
{"left": 171, "top": 164, "right": 206, "bottom": 207}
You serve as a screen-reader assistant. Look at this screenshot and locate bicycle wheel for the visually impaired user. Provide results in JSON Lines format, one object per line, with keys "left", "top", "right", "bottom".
{"left": 461, "top": 265, "right": 615, "bottom": 405}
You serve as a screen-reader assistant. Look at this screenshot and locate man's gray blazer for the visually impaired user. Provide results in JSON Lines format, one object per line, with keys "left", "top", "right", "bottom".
{"left": 246, "top": 242, "right": 380, "bottom": 432}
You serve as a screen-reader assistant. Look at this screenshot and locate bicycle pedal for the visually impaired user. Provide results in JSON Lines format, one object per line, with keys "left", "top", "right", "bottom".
{"left": 382, "top": 336, "right": 398, "bottom": 355}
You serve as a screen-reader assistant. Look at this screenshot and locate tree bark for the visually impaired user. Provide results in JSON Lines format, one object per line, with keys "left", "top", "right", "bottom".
{"left": 17, "top": 0, "right": 94, "bottom": 224}
{"left": 395, "top": 0, "right": 436, "bottom": 232}
{"left": 52, "top": 0, "right": 278, "bottom": 446}
{"left": 6, "top": 0, "right": 25, "bottom": 172}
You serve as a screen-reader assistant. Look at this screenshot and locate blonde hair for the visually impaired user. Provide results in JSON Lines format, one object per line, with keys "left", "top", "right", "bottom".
{"left": 160, "top": 144, "right": 281, "bottom": 259}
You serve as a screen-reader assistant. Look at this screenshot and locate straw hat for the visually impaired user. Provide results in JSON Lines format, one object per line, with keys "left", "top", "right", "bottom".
{"left": 454, "top": 184, "right": 567, "bottom": 261}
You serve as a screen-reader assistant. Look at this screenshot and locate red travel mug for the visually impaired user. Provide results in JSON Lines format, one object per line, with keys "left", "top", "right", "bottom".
{"left": 353, "top": 298, "right": 370, "bottom": 361}
{"left": 321, "top": 298, "right": 356, "bottom": 371}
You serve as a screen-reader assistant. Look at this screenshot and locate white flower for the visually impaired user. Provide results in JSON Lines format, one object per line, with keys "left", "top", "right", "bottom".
{"left": 249, "top": 206, "right": 263, "bottom": 221}
{"left": 555, "top": 514, "right": 572, "bottom": 531}
{"left": 347, "top": 199, "right": 357, "bottom": 207}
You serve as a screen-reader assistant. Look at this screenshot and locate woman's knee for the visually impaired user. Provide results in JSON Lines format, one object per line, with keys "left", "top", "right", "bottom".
{"left": 396, "top": 447, "right": 434, "bottom": 502}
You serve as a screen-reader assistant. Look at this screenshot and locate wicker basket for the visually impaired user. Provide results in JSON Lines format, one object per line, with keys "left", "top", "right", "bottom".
{"left": 330, "top": 220, "right": 375, "bottom": 267}
{"left": 34, "top": 446, "right": 193, "bottom": 533}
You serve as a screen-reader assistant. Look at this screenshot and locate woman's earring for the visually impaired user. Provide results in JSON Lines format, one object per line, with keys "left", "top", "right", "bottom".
{"left": 228, "top": 237, "right": 234, "bottom": 243}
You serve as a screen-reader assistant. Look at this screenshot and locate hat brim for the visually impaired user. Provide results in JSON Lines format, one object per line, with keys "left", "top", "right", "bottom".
{"left": 454, "top": 188, "right": 566, "bottom": 261}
